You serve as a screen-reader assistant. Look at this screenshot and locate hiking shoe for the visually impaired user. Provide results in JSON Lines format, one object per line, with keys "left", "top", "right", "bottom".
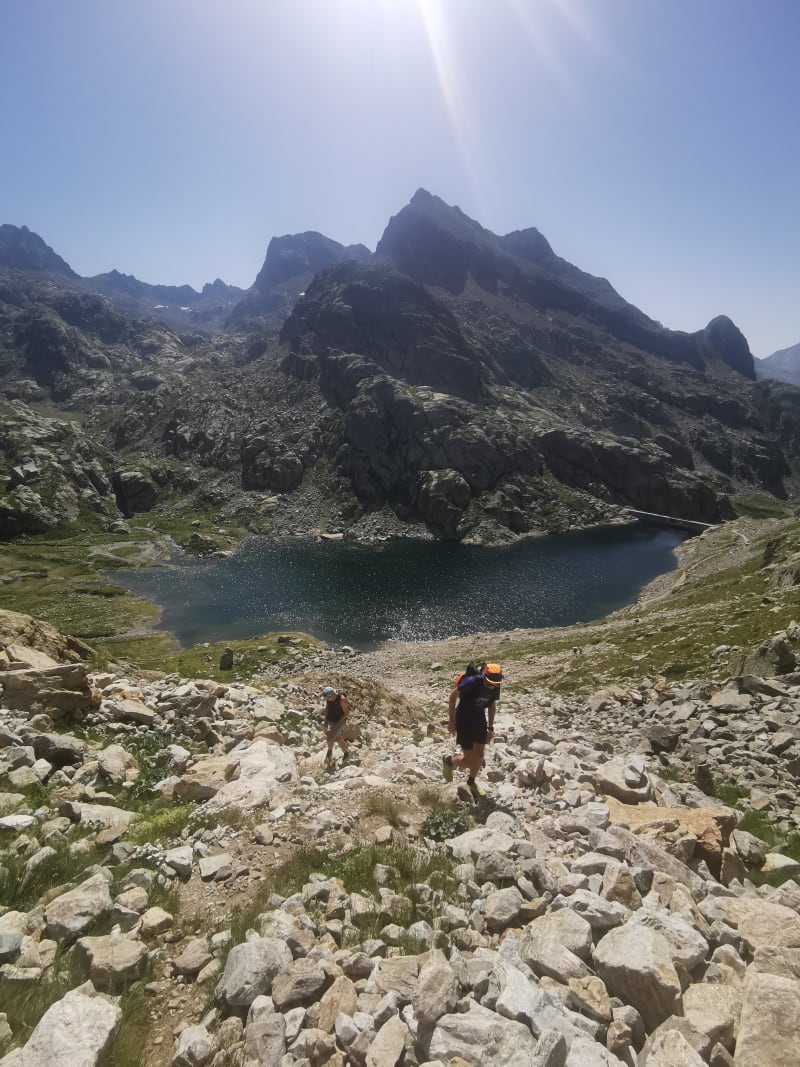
{"left": 341, "top": 751, "right": 349, "bottom": 764}
{"left": 324, "top": 751, "right": 332, "bottom": 765}
{"left": 442, "top": 755, "right": 454, "bottom": 783}
{"left": 468, "top": 780, "right": 487, "bottom": 798}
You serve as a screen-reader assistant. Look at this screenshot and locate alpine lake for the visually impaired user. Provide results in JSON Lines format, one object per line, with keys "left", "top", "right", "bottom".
{"left": 111, "top": 523, "right": 685, "bottom": 649}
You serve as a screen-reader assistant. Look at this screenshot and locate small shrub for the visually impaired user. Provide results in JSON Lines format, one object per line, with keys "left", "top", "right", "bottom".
{"left": 737, "top": 808, "right": 784, "bottom": 846}
{"left": 421, "top": 808, "right": 470, "bottom": 842}
{"left": 712, "top": 780, "right": 749, "bottom": 808}
{"left": 364, "top": 793, "right": 406, "bottom": 828}
{"left": 18, "top": 780, "right": 50, "bottom": 809}
{"left": 128, "top": 804, "right": 195, "bottom": 844}
{"left": 416, "top": 784, "right": 443, "bottom": 810}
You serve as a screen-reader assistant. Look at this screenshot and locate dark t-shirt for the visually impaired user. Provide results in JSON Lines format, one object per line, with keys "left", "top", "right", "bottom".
{"left": 456, "top": 680, "right": 500, "bottom": 722}
{"left": 325, "top": 695, "right": 345, "bottom": 722}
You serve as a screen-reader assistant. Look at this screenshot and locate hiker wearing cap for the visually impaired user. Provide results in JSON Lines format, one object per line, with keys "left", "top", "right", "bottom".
{"left": 321, "top": 685, "right": 349, "bottom": 767}
{"left": 443, "top": 662, "right": 503, "bottom": 798}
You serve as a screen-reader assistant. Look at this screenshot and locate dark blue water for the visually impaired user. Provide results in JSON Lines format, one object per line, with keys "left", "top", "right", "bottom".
{"left": 111, "top": 524, "right": 684, "bottom": 648}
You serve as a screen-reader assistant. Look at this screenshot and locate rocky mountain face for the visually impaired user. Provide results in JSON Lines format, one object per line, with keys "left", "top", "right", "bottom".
{"left": 87, "top": 270, "right": 245, "bottom": 331}
{"left": 756, "top": 341, "right": 800, "bottom": 386}
{"left": 1, "top": 195, "right": 799, "bottom": 544}
{"left": 376, "top": 191, "right": 755, "bottom": 379}
{"left": 2, "top": 602, "right": 800, "bottom": 1065}
{"left": 228, "top": 232, "right": 372, "bottom": 325}
{"left": 0, "top": 399, "right": 119, "bottom": 538}
{"left": 0, "top": 224, "right": 79, "bottom": 279}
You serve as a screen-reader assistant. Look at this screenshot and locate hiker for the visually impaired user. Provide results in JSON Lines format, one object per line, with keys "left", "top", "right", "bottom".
{"left": 443, "top": 662, "right": 503, "bottom": 797}
{"left": 321, "top": 685, "right": 349, "bottom": 766}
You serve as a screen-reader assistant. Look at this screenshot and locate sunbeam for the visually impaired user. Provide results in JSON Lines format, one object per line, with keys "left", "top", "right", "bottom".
{"left": 411, "top": 0, "right": 491, "bottom": 219}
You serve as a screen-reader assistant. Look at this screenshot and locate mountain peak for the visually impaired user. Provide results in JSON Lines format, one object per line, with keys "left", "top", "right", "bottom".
{"left": 501, "top": 226, "right": 554, "bottom": 264}
{"left": 253, "top": 231, "right": 371, "bottom": 294}
{"left": 702, "top": 315, "right": 755, "bottom": 379}
{"left": 202, "top": 278, "right": 233, "bottom": 295}
{"left": 0, "top": 223, "right": 78, "bottom": 279}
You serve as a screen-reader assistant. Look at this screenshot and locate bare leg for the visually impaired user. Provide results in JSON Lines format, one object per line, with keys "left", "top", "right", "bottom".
{"left": 453, "top": 743, "right": 485, "bottom": 780}
{"left": 324, "top": 724, "right": 337, "bottom": 761}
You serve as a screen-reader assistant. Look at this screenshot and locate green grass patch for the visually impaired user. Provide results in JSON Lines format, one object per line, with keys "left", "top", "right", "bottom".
{"left": 0, "top": 947, "right": 85, "bottom": 1052}
{"left": 709, "top": 779, "right": 749, "bottom": 808}
{"left": 192, "top": 805, "right": 258, "bottom": 834}
{"left": 656, "top": 764, "right": 687, "bottom": 785}
{"left": 128, "top": 497, "right": 250, "bottom": 555}
{"left": 0, "top": 837, "right": 103, "bottom": 911}
{"left": 94, "top": 631, "right": 320, "bottom": 680}
{"left": 147, "top": 877, "right": 182, "bottom": 918}
{"left": 15, "top": 780, "right": 51, "bottom": 810}
{"left": 128, "top": 800, "right": 258, "bottom": 847}
{"left": 0, "top": 525, "right": 160, "bottom": 643}
{"left": 103, "top": 972, "right": 156, "bottom": 1067}
{"left": 734, "top": 806, "right": 800, "bottom": 861}
{"left": 280, "top": 710, "right": 305, "bottom": 732}
{"left": 92, "top": 633, "right": 182, "bottom": 670}
{"left": 735, "top": 812, "right": 800, "bottom": 888}
{"left": 128, "top": 804, "right": 196, "bottom": 845}
{"left": 225, "top": 841, "right": 455, "bottom": 957}
{"left": 732, "top": 493, "right": 792, "bottom": 520}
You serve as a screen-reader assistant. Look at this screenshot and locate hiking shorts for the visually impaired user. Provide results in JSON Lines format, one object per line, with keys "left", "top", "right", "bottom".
{"left": 325, "top": 718, "right": 345, "bottom": 743}
{"left": 455, "top": 713, "right": 487, "bottom": 750}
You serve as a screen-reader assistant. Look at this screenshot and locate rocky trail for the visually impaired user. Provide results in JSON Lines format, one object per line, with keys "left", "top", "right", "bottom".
{"left": 2, "top": 570, "right": 800, "bottom": 1067}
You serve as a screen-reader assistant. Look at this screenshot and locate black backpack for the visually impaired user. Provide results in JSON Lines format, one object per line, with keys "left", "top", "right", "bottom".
{"left": 454, "top": 662, "right": 485, "bottom": 696}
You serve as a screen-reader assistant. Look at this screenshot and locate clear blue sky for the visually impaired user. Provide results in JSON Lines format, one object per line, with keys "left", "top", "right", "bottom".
{"left": 1, "top": 0, "right": 797, "bottom": 356}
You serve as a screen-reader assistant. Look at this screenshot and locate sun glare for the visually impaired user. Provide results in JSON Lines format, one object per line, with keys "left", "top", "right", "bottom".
{"left": 409, "top": 0, "right": 491, "bottom": 218}
{"left": 325, "top": 0, "right": 608, "bottom": 219}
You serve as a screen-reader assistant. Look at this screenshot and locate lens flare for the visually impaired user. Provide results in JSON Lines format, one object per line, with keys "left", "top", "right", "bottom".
{"left": 410, "top": 0, "right": 490, "bottom": 217}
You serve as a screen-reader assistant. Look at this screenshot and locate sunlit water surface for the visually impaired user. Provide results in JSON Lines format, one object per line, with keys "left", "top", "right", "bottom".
{"left": 111, "top": 524, "right": 684, "bottom": 648}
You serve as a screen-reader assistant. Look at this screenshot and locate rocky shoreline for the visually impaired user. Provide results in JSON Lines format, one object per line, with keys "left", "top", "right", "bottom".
{"left": 101, "top": 512, "right": 663, "bottom": 668}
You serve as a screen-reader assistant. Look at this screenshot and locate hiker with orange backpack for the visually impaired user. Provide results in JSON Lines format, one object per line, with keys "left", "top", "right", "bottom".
{"left": 443, "top": 662, "right": 503, "bottom": 798}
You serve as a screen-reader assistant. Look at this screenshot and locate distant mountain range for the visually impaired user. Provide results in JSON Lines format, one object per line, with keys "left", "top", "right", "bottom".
{"left": 0, "top": 223, "right": 244, "bottom": 331}
{"left": 1, "top": 191, "right": 798, "bottom": 545}
{"left": 756, "top": 342, "right": 800, "bottom": 386}
{"left": 0, "top": 201, "right": 760, "bottom": 375}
